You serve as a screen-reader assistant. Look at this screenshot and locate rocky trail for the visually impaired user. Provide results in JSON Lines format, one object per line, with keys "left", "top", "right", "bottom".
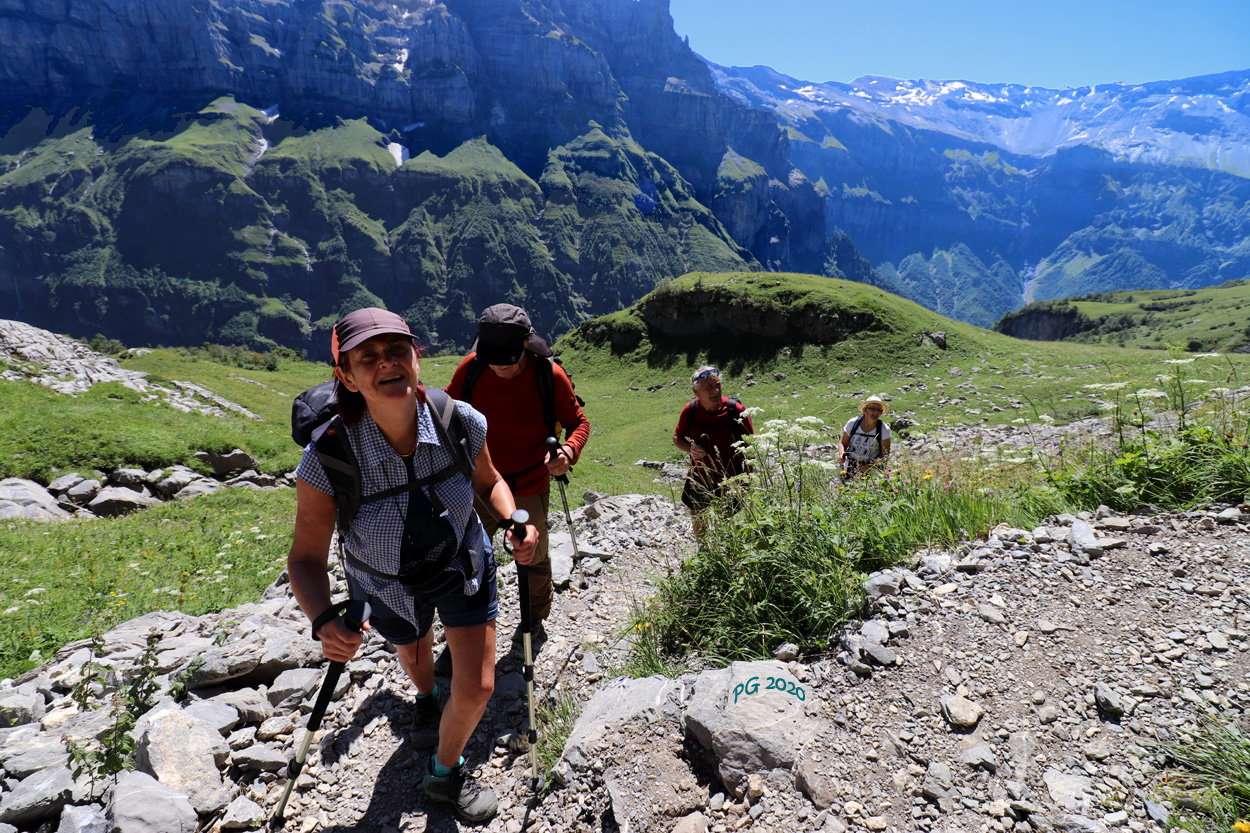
{"left": 1, "top": 485, "right": 1247, "bottom": 833}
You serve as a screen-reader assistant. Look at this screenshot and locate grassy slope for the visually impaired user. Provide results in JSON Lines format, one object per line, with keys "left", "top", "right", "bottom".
{"left": 0, "top": 351, "right": 333, "bottom": 482}
{"left": 999, "top": 280, "right": 1250, "bottom": 353}
{"left": 1066, "top": 281, "right": 1250, "bottom": 351}
{"left": 3, "top": 272, "right": 1249, "bottom": 678}
{"left": 547, "top": 272, "right": 1250, "bottom": 497}
{"left": 9, "top": 271, "right": 1249, "bottom": 494}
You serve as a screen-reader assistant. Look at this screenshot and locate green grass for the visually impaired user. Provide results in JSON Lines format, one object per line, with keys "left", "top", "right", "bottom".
{"left": 2, "top": 271, "right": 1249, "bottom": 685}
{"left": 0, "top": 488, "right": 294, "bottom": 679}
{"left": 1155, "top": 713, "right": 1250, "bottom": 833}
{"left": 552, "top": 271, "right": 1250, "bottom": 496}
{"left": 0, "top": 350, "right": 331, "bottom": 482}
{"left": 1005, "top": 280, "right": 1250, "bottom": 352}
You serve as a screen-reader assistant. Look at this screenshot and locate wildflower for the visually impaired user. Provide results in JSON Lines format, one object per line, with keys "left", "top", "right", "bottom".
{"left": 1163, "top": 358, "right": 1195, "bottom": 364}
{"left": 1233, "top": 821, "right": 1250, "bottom": 833}
{"left": 923, "top": 473, "right": 933, "bottom": 480}
{"left": 1038, "top": 414, "right": 1054, "bottom": 424}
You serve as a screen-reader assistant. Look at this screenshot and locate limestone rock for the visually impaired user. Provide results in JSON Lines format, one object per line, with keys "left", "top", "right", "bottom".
{"left": 106, "top": 770, "right": 197, "bottom": 833}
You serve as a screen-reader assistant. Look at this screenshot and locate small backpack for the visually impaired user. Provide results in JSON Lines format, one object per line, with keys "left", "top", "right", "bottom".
{"left": 848, "top": 414, "right": 884, "bottom": 460}
{"left": 291, "top": 381, "right": 475, "bottom": 536}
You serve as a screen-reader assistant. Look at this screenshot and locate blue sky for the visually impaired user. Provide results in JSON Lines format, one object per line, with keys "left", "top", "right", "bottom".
{"left": 667, "top": 0, "right": 1250, "bottom": 89}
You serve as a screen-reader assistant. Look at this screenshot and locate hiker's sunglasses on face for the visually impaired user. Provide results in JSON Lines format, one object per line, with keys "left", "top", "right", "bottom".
{"left": 695, "top": 368, "right": 720, "bottom": 383}
{"left": 865, "top": 406, "right": 883, "bottom": 413}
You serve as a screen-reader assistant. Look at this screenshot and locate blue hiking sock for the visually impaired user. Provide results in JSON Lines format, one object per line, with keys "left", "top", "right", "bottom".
{"left": 431, "top": 754, "right": 464, "bottom": 777}
{"left": 416, "top": 683, "right": 441, "bottom": 700}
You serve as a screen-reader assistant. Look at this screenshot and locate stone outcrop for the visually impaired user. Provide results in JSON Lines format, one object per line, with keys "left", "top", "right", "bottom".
{"left": 0, "top": 320, "right": 259, "bottom": 418}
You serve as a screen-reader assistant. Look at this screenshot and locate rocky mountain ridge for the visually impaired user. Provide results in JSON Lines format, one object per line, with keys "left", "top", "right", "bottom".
{"left": 1, "top": 0, "right": 1247, "bottom": 349}
{"left": 709, "top": 64, "right": 1250, "bottom": 326}
{"left": 713, "top": 68, "right": 1250, "bottom": 176}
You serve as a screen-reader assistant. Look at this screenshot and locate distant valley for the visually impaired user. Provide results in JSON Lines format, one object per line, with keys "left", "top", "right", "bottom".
{"left": 0, "top": 0, "right": 1246, "bottom": 353}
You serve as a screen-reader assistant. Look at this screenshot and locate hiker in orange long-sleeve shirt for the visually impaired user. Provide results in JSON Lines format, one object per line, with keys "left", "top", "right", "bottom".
{"left": 444, "top": 304, "right": 590, "bottom": 654}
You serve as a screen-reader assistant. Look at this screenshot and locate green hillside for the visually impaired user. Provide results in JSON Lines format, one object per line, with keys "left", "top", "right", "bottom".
{"left": 9, "top": 271, "right": 1247, "bottom": 498}
{"left": 0, "top": 100, "right": 752, "bottom": 356}
{"left": 4, "top": 272, "right": 1250, "bottom": 678}
{"left": 995, "top": 279, "right": 1250, "bottom": 352}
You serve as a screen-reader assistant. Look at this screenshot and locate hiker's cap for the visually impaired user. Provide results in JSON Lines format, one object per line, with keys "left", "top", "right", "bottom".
{"left": 860, "top": 395, "right": 889, "bottom": 415}
{"left": 474, "top": 303, "right": 533, "bottom": 365}
{"left": 331, "top": 308, "right": 412, "bottom": 364}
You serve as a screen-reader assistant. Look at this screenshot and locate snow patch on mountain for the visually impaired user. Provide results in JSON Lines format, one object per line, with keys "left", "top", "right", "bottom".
{"left": 710, "top": 64, "right": 1250, "bottom": 177}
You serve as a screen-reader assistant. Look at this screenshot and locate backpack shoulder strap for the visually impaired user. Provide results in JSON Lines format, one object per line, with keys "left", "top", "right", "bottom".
{"left": 460, "top": 356, "right": 487, "bottom": 404}
{"left": 534, "top": 352, "right": 557, "bottom": 438}
{"left": 725, "top": 397, "right": 748, "bottom": 441}
{"left": 425, "top": 388, "right": 475, "bottom": 480}
{"left": 311, "top": 414, "right": 361, "bottom": 533}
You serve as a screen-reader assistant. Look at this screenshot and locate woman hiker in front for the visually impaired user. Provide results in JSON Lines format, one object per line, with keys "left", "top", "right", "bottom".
{"left": 287, "top": 308, "right": 537, "bottom": 823}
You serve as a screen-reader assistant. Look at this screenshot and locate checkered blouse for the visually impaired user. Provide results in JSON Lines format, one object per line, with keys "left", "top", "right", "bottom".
{"left": 297, "top": 398, "right": 489, "bottom": 624}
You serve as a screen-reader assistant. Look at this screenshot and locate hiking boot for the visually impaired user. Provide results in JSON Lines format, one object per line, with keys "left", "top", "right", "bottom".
{"left": 423, "top": 756, "right": 498, "bottom": 822}
{"left": 410, "top": 689, "right": 442, "bottom": 749}
{"left": 432, "top": 646, "right": 453, "bottom": 676}
{"left": 511, "top": 621, "right": 547, "bottom": 653}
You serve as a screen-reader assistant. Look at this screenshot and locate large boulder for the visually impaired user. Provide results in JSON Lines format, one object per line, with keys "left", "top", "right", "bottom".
{"left": 684, "top": 661, "right": 814, "bottom": 798}
{"left": 87, "top": 487, "right": 160, "bottom": 517}
{"left": 0, "top": 478, "right": 72, "bottom": 521}
{"left": 135, "top": 707, "right": 231, "bottom": 814}
{"left": 106, "top": 771, "right": 197, "bottom": 833}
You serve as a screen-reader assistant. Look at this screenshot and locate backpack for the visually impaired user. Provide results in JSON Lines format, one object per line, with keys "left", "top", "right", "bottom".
{"left": 677, "top": 397, "right": 750, "bottom": 446}
{"left": 460, "top": 350, "right": 585, "bottom": 438}
{"left": 847, "top": 414, "right": 884, "bottom": 460}
{"left": 290, "top": 381, "right": 475, "bottom": 536}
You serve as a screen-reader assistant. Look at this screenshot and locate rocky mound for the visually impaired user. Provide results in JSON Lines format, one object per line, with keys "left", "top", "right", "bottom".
{"left": 0, "top": 320, "right": 258, "bottom": 418}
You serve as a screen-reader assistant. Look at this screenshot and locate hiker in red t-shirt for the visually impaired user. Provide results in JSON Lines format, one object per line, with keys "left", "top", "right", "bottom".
{"left": 672, "top": 365, "right": 754, "bottom": 537}
{"left": 444, "top": 305, "right": 590, "bottom": 651}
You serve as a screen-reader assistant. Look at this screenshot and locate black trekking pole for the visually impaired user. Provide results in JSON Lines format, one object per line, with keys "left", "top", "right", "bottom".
{"left": 500, "top": 508, "right": 541, "bottom": 791}
{"left": 270, "top": 599, "right": 371, "bottom": 830}
{"left": 546, "top": 436, "right": 588, "bottom": 590}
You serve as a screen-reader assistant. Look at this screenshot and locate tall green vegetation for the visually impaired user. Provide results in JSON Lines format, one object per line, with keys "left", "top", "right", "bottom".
{"left": 628, "top": 413, "right": 1066, "bottom": 667}
{"left": 1033, "top": 351, "right": 1250, "bottom": 511}
{"left": 626, "top": 350, "right": 1248, "bottom": 670}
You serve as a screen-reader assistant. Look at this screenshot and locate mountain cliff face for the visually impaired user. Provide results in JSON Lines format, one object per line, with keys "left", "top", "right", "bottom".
{"left": 710, "top": 65, "right": 1250, "bottom": 328}
{"left": 1, "top": 1, "right": 1246, "bottom": 348}
{"left": 0, "top": 0, "right": 840, "bottom": 353}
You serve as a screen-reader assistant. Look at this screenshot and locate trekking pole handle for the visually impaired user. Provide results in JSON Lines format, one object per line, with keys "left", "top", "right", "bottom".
{"left": 499, "top": 509, "right": 530, "bottom": 555}
{"left": 545, "top": 436, "right": 571, "bottom": 484}
{"left": 342, "top": 600, "right": 371, "bottom": 634}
